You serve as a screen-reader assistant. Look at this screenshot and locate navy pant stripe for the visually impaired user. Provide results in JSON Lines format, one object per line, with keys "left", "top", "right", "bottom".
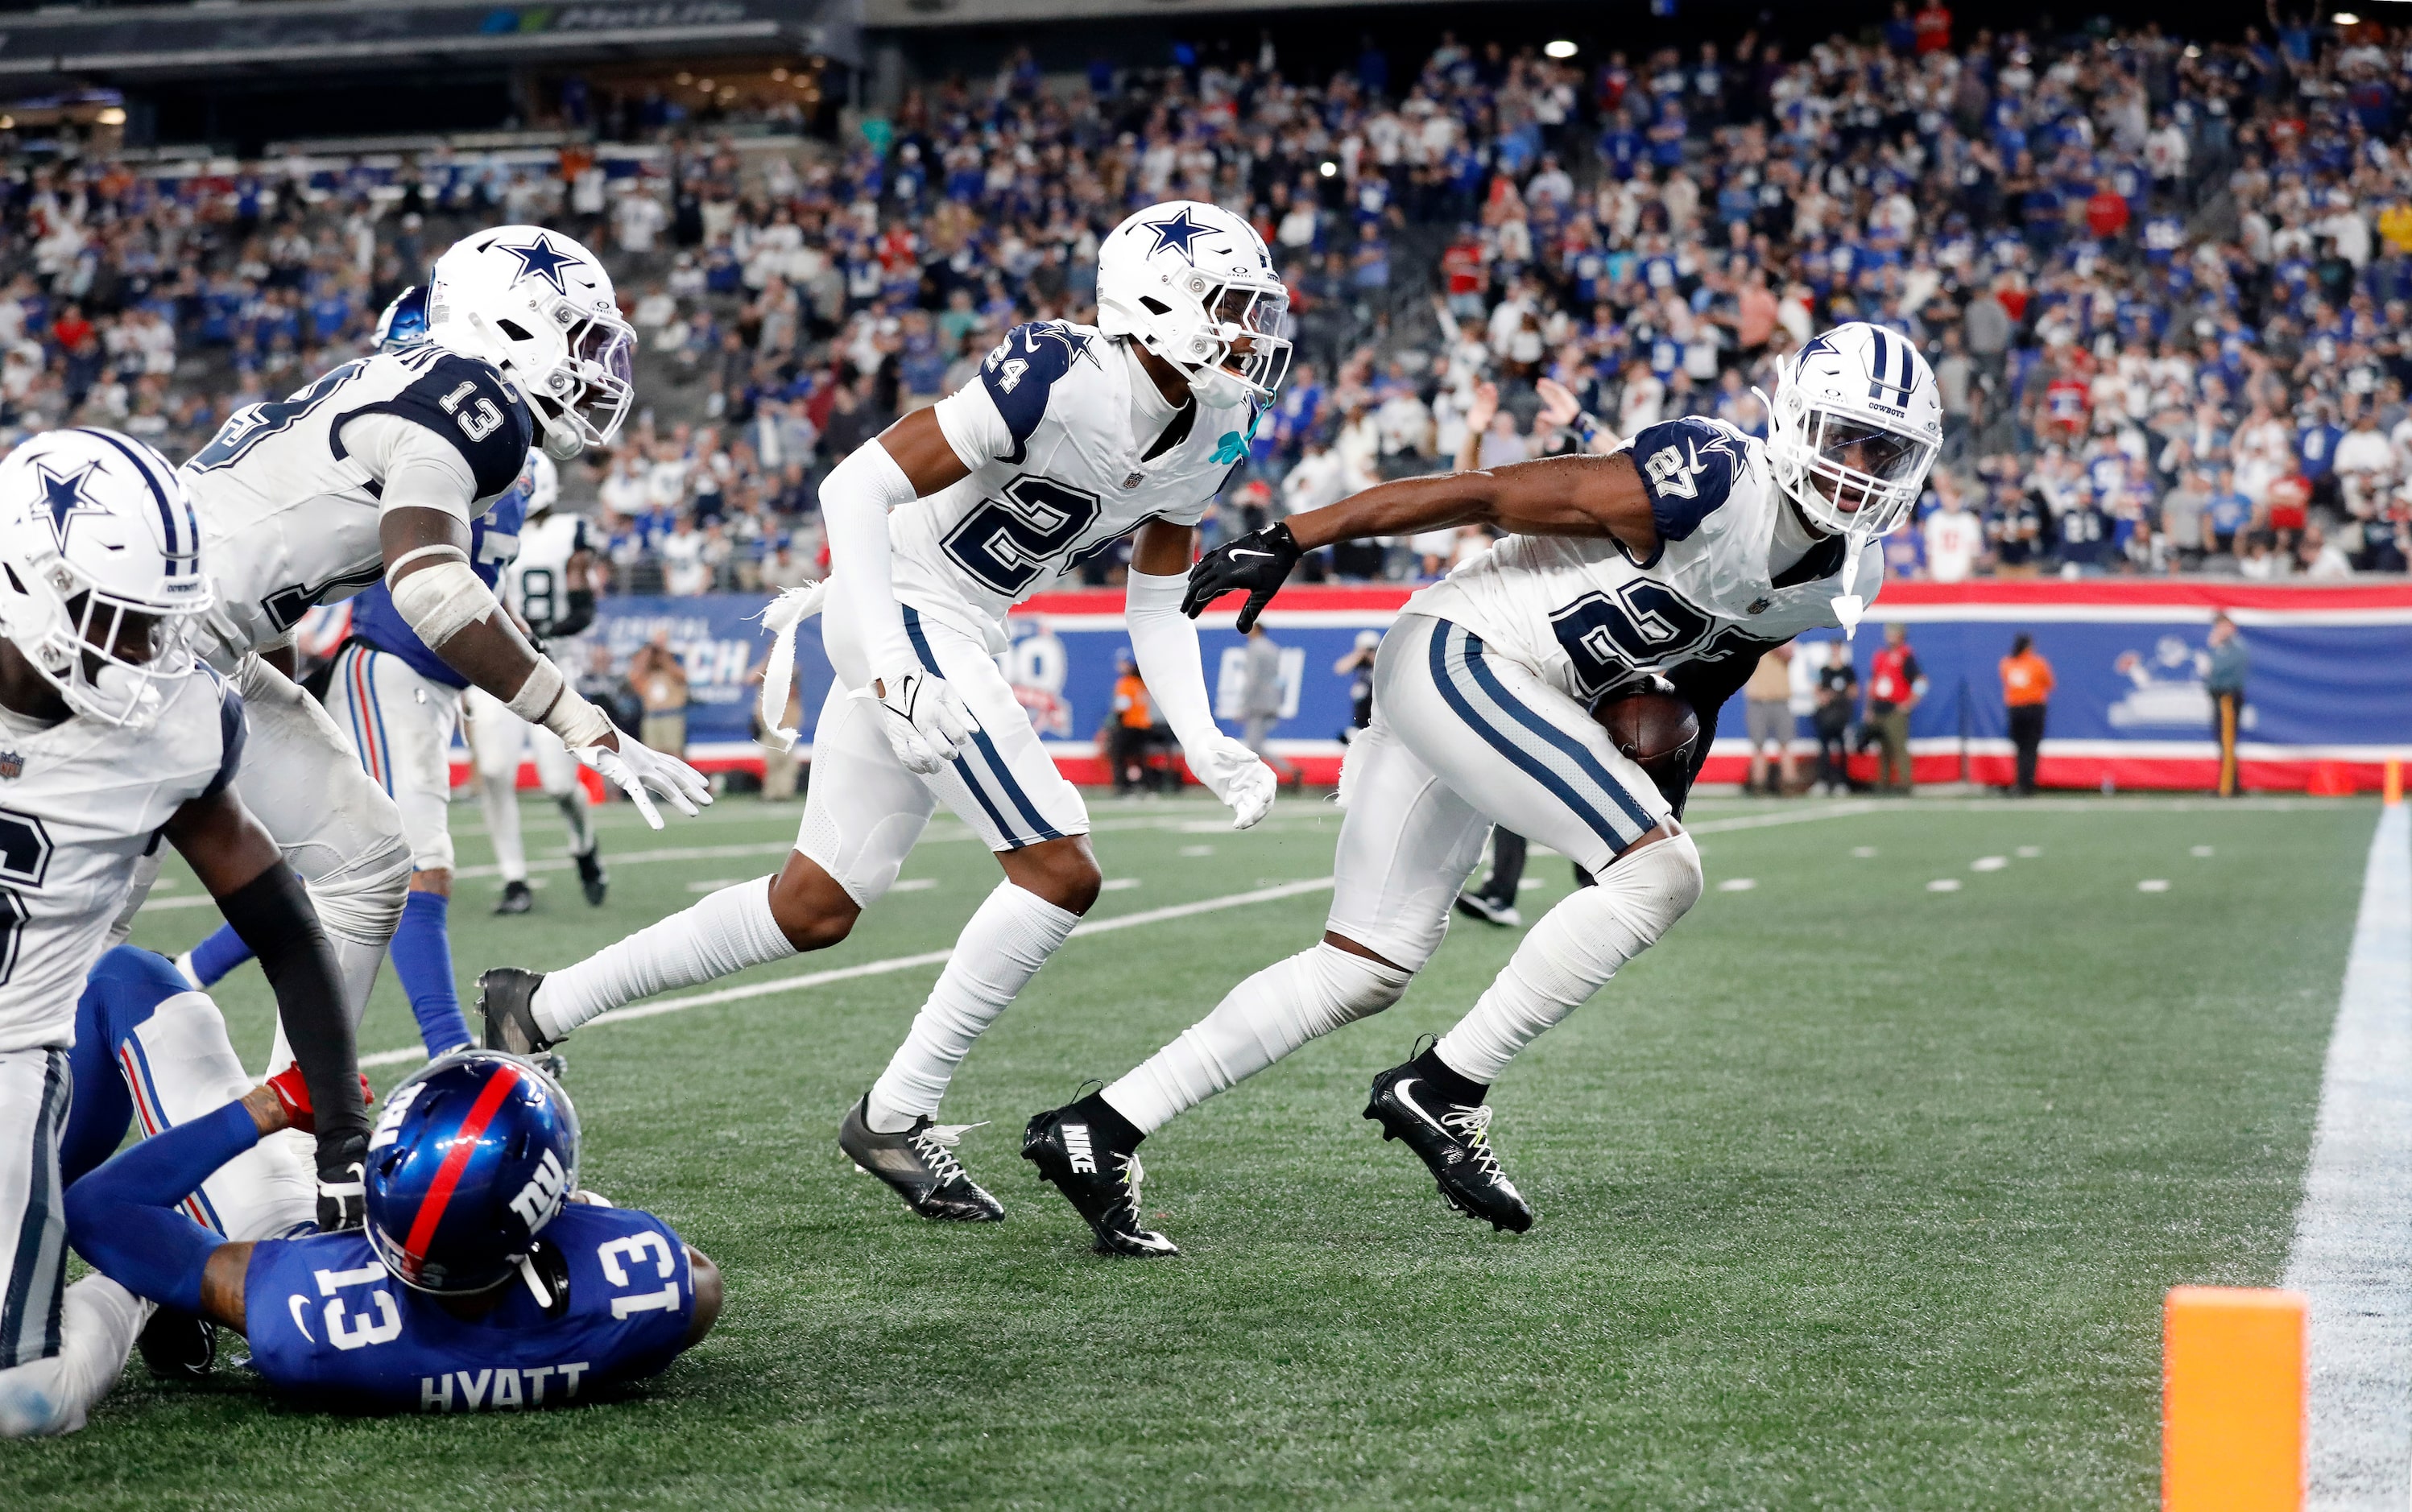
{"left": 1458, "top": 633, "right": 1661, "bottom": 834}
{"left": 1425, "top": 623, "right": 1634, "bottom": 859}
{"left": 0, "top": 1050, "right": 68, "bottom": 1367}
{"left": 899, "top": 608, "right": 1058, "bottom": 848}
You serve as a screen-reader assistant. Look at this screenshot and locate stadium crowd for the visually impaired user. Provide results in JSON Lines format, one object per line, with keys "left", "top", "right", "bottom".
{"left": 2, "top": 10, "right": 2411, "bottom": 586}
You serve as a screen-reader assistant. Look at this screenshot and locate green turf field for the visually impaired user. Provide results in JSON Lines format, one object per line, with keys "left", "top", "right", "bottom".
{"left": 3, "top": 788, "right": 2379, "bottom": 1510}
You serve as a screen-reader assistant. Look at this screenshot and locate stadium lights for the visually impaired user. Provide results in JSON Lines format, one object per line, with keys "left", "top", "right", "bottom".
{"left": 1319, "top": 160, "right": 1337, "bottom": 177}
{"left": 1545, "top": 39, "right": 1578, "bottom": 59}
{"left": 675, "top": 71, "right": 693, "bottom": 85}
{"left": 2335, "top": 10, "right": 2360, "bottom": 23}
{"left": 95, "top": 107, "right": 126, "bottom": 126}
{"left": 772, "top": 67, "right": 789, "bottom": 81}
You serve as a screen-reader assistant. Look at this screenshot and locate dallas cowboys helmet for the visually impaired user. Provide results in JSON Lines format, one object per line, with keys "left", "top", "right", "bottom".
{"left": 1765, "top": 322, "right": 1943, "bottom": 539}
{"left": 0, "top": 428, "right": 210, "bottom": 729}
{"left": 1096, "top": 200, "right": 1292, "bottom": 407}
{"left": 364, "top": 1049, "right": 580, "bottom": 1295}
{"left": 425, "top": 225, "right": 635, "bottom": 463}
{"left": 374, "top": 285, "right": 430, "bottom": 353}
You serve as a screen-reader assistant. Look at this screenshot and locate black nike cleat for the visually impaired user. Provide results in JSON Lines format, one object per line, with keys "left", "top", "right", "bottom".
{"left": 575, "top": 847, "right": 608, "bottom": 907}
{"left": 494, "top": 879, "right": 534, "bottom": 915}
{"left": 838, "top": 1096, "right": 1004, "bottom": 1222}
{"left": 1365, "top": 1060, "right": 1535, "bottom": 1233}
{"left": 1453, "top": 892, "right": 1524, "bottom": 928}
{"left": 136, "top": 1306, "right": 215, "bottom": 1382}
{"left": 1021, "top": 1102, "right": 1177, "bottom": 1257}
{"left": 478, "top": 968, "right": 556, "bottom": 1054}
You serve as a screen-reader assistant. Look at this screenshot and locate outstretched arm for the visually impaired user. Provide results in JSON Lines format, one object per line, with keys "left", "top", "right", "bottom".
{"left": 1123, "top": 519, "right": 1276, "bottom": 828}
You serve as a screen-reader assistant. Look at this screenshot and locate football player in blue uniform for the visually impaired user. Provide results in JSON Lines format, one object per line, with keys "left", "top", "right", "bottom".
{"left": 173, "top": 287, "right": 540, "bottom": 1062}
{"left": 62, "top": 948, "right": 720, "bottom": 1415}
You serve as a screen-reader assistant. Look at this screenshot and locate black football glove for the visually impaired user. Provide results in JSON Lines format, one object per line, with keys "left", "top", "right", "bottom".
{"left": 1181, "top": 522, "right": 1302, "bottom": 631}
{"left": 315, "top": 1129, "right": 367, "bottom": 1233}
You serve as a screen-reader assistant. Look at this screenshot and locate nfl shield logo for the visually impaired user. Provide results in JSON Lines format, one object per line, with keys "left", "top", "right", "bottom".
{"left": 0, "top": 751, "right": 23, "bottom": 780}
{"left": 1746, "top": 597, "right": 1772, "bottom": 615}
{"left": 1121, "top": 471, "right": 1145, "bottom": 490}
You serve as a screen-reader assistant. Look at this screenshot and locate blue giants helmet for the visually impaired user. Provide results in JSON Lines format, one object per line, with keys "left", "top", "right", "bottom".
{"left": 363, "top": 1050, "right": 580, "bottom": 1294}
{"left": 374, "top": 285, "right": 430, "bottom": 353}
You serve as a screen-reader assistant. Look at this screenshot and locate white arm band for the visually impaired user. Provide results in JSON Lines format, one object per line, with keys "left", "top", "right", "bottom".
{"left": 1123, "top": 568, "right": 1226, "bottom": 754}
{"left": 387, "top": 558, "right": 497, "bottom": 648}
{"left": 505, "top": 655, "right": 565, "bottom": 721}
{"left": 820, "top": 439, "right": 923, "bottom": 678}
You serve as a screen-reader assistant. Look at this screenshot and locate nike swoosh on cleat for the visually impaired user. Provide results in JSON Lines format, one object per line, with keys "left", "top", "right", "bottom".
{"left": 1389, "top": 1078, "right": 1453, "bottom": 1138}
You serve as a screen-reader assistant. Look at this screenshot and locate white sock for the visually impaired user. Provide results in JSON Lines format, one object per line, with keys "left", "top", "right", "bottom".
{"left": 482, "top": 772, "right": 528, "bottom": 883}
{"left": 1435, "top": 833, "right": 1702, "bottom": 1084}
{"left": 1103, "top": 943, "right": 1412, "bottom": 1135}
{"left": 535, "top": 876, "right": 795, "bottom": 1039}
{"left": 867, "top": 880, "right": 1078, "bottom": 1126}
{"left": 0, "top": 1278, "right": 146, "bottom": 1438}
{"left": 553, "top": 786, "right": 596, "bottom": 857}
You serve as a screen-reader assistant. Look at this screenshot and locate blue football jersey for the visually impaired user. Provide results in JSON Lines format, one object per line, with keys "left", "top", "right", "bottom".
{"left": 345, "top": 479, "right": 527, "bottom": 689}
{"left": 242, "top": 1203, "right": 695, "bottom": 1411}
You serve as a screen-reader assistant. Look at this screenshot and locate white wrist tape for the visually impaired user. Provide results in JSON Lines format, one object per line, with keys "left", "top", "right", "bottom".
{"left": 505, "top": 656, "right": 565, "bottom": 722}
{"left": 387, "top": 558, "right": 494, "bottom": 648}
{"left": 541, "top": 685, "right": 616, "bottom": 750}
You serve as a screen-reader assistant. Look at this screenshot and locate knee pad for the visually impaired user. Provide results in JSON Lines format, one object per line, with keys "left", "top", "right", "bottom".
{"left": 304, "top": 831, "right": 412, "bottom": 947}
{"left": 1292, "top": 942, "right": 1413, "bottom": 1039}
{"left": 1519, "top": 832, "right": 1702, "bottom": 1000}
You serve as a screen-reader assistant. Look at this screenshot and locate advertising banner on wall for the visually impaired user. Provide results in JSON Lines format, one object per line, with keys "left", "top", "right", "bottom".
{"left": 583, "top": 580, "right": 2412, "bottom": 795}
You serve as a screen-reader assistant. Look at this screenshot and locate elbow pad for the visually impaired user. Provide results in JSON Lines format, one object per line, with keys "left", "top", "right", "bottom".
{"left": 387, "top": 555, "right": 496, "bottom": 648}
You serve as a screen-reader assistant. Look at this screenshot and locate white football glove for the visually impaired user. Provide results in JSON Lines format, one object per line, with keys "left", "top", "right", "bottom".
{"left": 572, "top": 733, "right": 713, "bottom": 830}
{"left": 853, "top": 667, "right": 978, "bottom": 775}
{"left": 1186, "top": 735, "right": 1278, "bottom": 830}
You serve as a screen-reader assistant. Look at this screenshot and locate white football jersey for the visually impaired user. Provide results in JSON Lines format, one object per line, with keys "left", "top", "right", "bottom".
{"left": 180, "top": 346, "right": 536, "bottom": 665}
{"left": 887, "top": 321, "right": 1253, "bottom": 650}
{"left": 503, "top": 510, "right": 590, "bottom": 638}
{"left": 0, "top": 667, "right": 242, "bottom": 1052}
{"left": 1409, "top": 417, "right": 1885, "bottom": 701}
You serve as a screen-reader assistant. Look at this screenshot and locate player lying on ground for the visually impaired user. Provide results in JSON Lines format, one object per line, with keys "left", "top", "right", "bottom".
{"left": 0, "top": 436, "right": 362, "bottom": 1435}
{"left": 479, "top": 200, "right": 1288, "bottom": 1224}
{"left": 1024, "top": 322, "right": 1941, "bottom": 1253}
{"left": 134, "top": 225, "right": 709, "bottom": 1072}
{"left": 59, "top": 948, "right": 719, "bottom": 1415}
{"left": 172, "top": 290, "right": 606, "bottom": 1060}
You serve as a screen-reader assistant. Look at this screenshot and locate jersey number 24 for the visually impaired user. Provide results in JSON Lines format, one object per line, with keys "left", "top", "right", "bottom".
{"left": 941, "top": 474, "right": 1103, "bottom": 596}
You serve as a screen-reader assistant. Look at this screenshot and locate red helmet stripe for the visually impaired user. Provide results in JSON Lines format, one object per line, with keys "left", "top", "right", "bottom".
{"left": 400, "top": 1063, "right": 523, "bottom": 1272}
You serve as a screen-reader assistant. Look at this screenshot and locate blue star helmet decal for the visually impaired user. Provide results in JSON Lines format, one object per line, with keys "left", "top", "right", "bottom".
{"left": 498, "top": 233, "right": 581, "bottom": 295}
{"left": 1144, "top": 207, "right": 1213, "bottom": 264}
{"left": 35, "top": 461, "right": 105, "bottom": 547}
{"left": 1796, "top": 330, "right": 1843, "bottom": 364}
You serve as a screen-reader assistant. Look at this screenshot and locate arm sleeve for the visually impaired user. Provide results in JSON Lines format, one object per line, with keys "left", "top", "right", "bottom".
{"left": 1123, "top": 569, "right": 1227, "bottom": 754}
{"left": 338, "top": 411, "right": 478, "bottom": 527}
{"left": 819, "top": 440, "right": 923, "bottom": 680}
{"left": 64, "top": 1099, "right": 255, "bottom": 1315}
{"left": 217, "top": 865, "right": 366, "bottom": 1154}
{"left": 1665, "top": 638, "right": 1783, "bottom": 819}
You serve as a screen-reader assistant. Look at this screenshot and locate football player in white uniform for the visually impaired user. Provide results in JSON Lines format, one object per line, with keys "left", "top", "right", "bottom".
{"left": 480, "top": 201, "right": 1289, "bottom": 1221}
{"left": 0, "top": 431, "right": 360, "bottom": 1435}
{"left": 158, "top": 227, "right": 710, "bottom": 1050}
{"left": 466, "top": 448, "right": 610, "bottom": 915}
{"left": 1023, "top": 323, "right": 1942, "bottom": 1254}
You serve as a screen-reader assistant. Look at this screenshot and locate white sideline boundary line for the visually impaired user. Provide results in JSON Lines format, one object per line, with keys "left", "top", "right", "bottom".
{"left": 354, "top": 804, "right": 1886, "bottom": 1070}
{"left": 2283, "top": 803, "right": 2412, "bottom": 1510}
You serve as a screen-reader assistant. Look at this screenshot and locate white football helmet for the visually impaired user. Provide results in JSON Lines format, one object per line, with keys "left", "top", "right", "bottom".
{"left": 1096, "top": 200, "right": 1292, "bottom": 407}
{"left": 1765, "top": 322, "right": 1943, "bottom": 539}
{"left": 0, "top": 428, "right": 212, "bottom": 728}
{"left": 425, "top": 225, "right": 635, "bottom": 462}
{"left": 518, "top": 450, "right": 561, "bottom": 517}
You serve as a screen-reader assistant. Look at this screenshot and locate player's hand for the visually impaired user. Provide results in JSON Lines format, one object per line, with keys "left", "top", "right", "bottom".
{"left": 1182, "top": 522, "right": 1301, "bottom": 631}
{"left": 266, "top": 1063, "right": 373, "bottom": 1135}
{"left": 315, "top": 1130, "right": 367, "bottom": 1233}
{"left": 851, "top": 667, "right": 977, "bottom": 775}
{"left": 1536, "top": 376, "right": 1582, "bottom": 432}
{"left": 576, "top": 734, "right": 713, "bottom": 829}
{"left": 1464, "top": 379, "right": 1500, "bottom": 437}
{"left": 1186, "top": 736, "right": 1277, "bottom": 829}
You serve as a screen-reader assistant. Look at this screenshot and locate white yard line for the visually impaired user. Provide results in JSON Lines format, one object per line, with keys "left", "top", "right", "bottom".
{"left": 2282, "top": 804, "right": 2412, "bottom": 1511}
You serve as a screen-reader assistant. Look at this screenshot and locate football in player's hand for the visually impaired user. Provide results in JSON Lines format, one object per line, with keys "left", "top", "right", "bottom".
{"left": 1591, "top": 687, "right": 1700, "bottom": 775}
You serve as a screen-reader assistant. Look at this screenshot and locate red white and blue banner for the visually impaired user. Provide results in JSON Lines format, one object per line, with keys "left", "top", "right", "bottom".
{"left": 591, "top": 580, "right": 2412, "bottom": 795}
